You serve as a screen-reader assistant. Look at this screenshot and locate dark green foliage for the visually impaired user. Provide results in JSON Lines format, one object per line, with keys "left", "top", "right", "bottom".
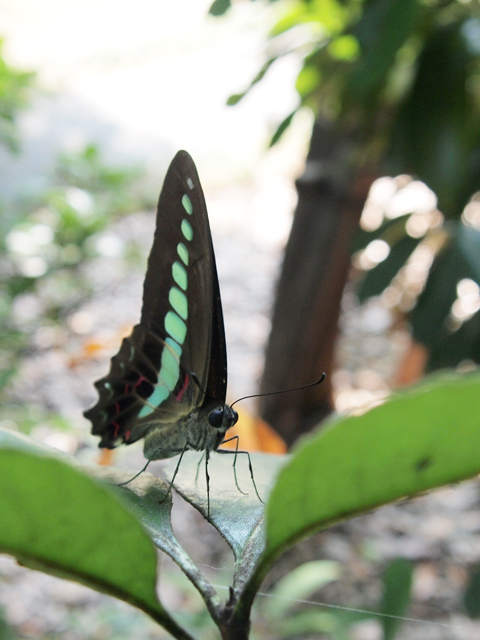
{"left": 388, "top": 21, "right": 479, "bottom": 217}
{"left": 463, "top": 565, "right": 480, "bottom": 618}
{"left": 380, "top": 558, "right": 413, "bottom": 640}
{"left": 208, "top": 0, "right": 231, "bottom": 17}
{"left": 350, "top": 215, "right": 410, "bottom": 254}
{"left": 353, "top": 213, "right": 480, "bottom": 371}
{"left": 410, "top": 225, "right": 480, "bottom": 371}
{"left": 346, "top": 0, "right": 420, "bottom": 106}
{"left": 269, "top": 109, "right": 298, "bottom": 147}
{"left": 0, "top": 606, "right": 16, "bottom": 640}
{"left": 217, "top": 1, "right": 480, "bottom": 222}
{"left": 358, "top": 235, "right": 421, "bottom": 302}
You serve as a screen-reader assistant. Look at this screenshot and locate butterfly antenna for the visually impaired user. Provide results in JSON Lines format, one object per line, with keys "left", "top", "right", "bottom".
{"left": 230, "top": 373, "right": 326, "bottom": 409}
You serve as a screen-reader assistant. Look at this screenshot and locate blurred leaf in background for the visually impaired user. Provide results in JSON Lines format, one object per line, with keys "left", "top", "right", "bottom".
{"left": 0, "top": 144, "right": 153, "bottom": 430}
{"left": 0, "top": 37, "right": 34, "bottom": 154}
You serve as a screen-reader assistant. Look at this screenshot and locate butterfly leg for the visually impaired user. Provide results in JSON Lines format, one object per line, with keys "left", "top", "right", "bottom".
{"left": 117, "top": 460, "right": 152, "bottom": 486}
{"left": 205, "top": 448, "right": 211, "bottom": 520}
{"left": 218, "top": 437, "right": 264, "bottom": 504}
{"left": 158, "top": 442, "right": 193, "bottom": 504}
{"left": 195, "top": 451, "right": 206, "bottom": 484}
{"left": 218, "top": 436, "right": 247, "bottom": 496}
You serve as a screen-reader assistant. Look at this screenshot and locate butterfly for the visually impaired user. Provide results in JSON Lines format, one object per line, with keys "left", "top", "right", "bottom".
{"left": 84, "top": 151, "right": 259, "bottom": 510}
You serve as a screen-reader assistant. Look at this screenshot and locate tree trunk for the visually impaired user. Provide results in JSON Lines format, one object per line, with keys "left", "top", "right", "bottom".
{"left": 259, "top": 120, "right": 375, "bottom": 446}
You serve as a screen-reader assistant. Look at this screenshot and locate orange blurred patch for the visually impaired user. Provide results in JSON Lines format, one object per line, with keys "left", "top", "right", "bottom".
{"left": 220, "top": 407, "right": 287, "bottom": 454}
{"left": 68, "top": 325, "right": 134, "bottom": 368}
{"left": 98, "top": 448, "right": 115, "bottom": 466}
{"left": 394, "top": 339, "right": 428, "bottom": 387}
{"left": 82, "top": 340, "right": 107, "bottom": 358}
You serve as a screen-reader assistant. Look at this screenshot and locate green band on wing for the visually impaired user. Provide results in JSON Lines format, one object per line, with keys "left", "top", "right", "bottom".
{"left": 165, "top": 336, "right": 182, "bottom": 359}
{"left": 177, "top": 242, "right": 189, "bottom": 265}
{"left": 138, "top": 384, "right": 169, "bottom": 417}
{"left": 169, "top": 286, "right": 188, "bottom": 320}
{"left": 159, "top": 347, "right": 180, "bottom": 391}
{"left": 182, "top": 194, "right": 193, "bottom": 215}
{"left": 165, "top": 310, "right": 187, "bottom": 344}
{"left": 172, "top": 261, "right": 187, "bottom": 290}
{"left": 181, "top": 219, "right": 193, "bottom": 241}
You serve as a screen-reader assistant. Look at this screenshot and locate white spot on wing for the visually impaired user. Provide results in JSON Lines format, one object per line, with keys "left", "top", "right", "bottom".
{"left": 187, "top": 177, "right": 194, "bottom": 190}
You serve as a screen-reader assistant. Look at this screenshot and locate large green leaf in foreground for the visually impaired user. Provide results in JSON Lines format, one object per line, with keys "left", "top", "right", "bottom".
{"left": 264, "top": 372, "right": 480, "bottom": 564}
{"left": 0, "top": 429, "right": 193, "bottom": 640}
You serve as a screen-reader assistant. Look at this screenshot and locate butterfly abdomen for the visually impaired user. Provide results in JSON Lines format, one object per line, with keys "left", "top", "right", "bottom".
{"left": 142, "top": 408, "right": 227, "bottom": 460}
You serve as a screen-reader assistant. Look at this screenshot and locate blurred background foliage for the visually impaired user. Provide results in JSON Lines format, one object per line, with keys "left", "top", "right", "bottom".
{"left": 0, "top": 38, "right": 34, "bottom": 154}
{"left": 0, "top": 47, "right": 154, "bottom": 432}
{"left": 210, "top": 0, "right": 480, "bottom": 437}
{"left": 0, "top": 146, "right": 152, "bottom": 428}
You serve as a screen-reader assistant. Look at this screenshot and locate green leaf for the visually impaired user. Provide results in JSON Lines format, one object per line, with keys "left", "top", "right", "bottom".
{"left": 208, "top": 0, "right": 231, "bottom": 17}
{"left": 109, "top": 464, "right": 225, "bottom": 619}
{"left": 458, "top": 225, "right": 480, "bottom": 284}
{"left": 274, "top": 610, "right": 339, "bottom": 637}
{"left": 381, "top": 558, "right": 413, "bottom": 640}
{"left": 350, "top": 215, "right": 409, "bottom": 254}
{"left": 270, "top": 4, "right": 309, "bottom": 38}
{"left": 388, "top": 22, "right": 475, "bottom": 217}
{"left": 269, "top": 110, "right": 298, "bottom": 147}
{"left": 227, "top": 57, "right": 280, "bottom": 106}
{"left": 266, "top": 560, "right": 340, "bottom": 617}
{"left": 0, "top": 428, "right": 193, "bottom": 640}
{"left": 348, "top": 0, "right": 419, "bottom": 100}
{"left": 296, "top": 65, "right": 321, "bottom": 99}
{"left": 463, "top": 565, "right": 480, "bottom": 618}
{"left": 227, "top": 93, "right": 245, "bottom": 106}
{"left": 410, "top": 225, "right": 480, "bottom": 370}
{"left": 327, "top": 35, "right": 360, "bottom": 62}
{"left": 262, "top": 373, "right": 480, "bottom": 568}
{"left": 357, "top": 233, "right": 420, "bottom": 302}
{"left": 165, "top": 451, "right": 287, "bottom": 598}
{"left": 0, "top": 605, "right": 15, "bottom": 640}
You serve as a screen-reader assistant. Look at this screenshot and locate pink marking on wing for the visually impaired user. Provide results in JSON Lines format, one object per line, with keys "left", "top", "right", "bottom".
{"left": 113, "top": 422, "right": 120, "bottom": 438}
{"left": 175, "top": 374, "right": 189, "bottom": 402}
{"left": 134, "top": 375, "right": 146, "bottom": 389}
{"left": 124, "top": 430, "right": 131, "bottom": 442}
{"left": 124, "top": 383, "right": 130, "bottom": 394}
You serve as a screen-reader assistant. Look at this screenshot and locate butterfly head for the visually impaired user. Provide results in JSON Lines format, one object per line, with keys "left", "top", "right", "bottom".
{"left": 206, "top": 403, "right": 238, "bottom": 450}
{"left": 208, "top": 404, "right": 238, "bottom": 431}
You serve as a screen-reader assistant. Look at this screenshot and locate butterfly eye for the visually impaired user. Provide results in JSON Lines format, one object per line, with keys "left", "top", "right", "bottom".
{"left": 208, "top": 407, "right": 225, "bottom": 428}
{"left": 209, "top": 405, "right": 238, "bottom": 429}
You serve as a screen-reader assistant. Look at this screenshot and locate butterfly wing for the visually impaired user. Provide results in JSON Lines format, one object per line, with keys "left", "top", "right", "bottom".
{"left": 84, "top": 150, "right": 228, "bottom": 449}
